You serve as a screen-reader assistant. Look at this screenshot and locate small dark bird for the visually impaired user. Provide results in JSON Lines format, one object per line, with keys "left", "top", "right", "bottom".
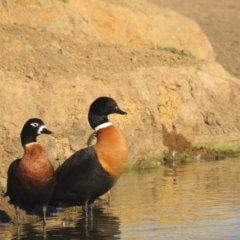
{"left": 50, "top": 97, "right": 128, "bottom": 217}
{"left": 5, "top": 118, "right": 55, "bottom": 224}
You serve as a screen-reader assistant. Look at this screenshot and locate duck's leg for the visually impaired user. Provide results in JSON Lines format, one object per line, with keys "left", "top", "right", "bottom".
{"left": 82, "top": 201, "right": 89, "bottom": 218}
{"left": 15, "top": 206, "right": 20, "bottom": 224}
{"left": 107, "top": 190, "right": 111, "bottom": 203}
{"left": 106, "top": 191, "right": 112, "bottom": 213}
{"left": 88, "top": 203, "right": 93, "bottom": 218}
{"left": 43, "top": 223, "right": 47, "bottom": 240}
{"left": 16, "top": 224, "right": 20, "bottom": 240}
{"left": 42, "top": 205, "right": 47, "bottom": 225}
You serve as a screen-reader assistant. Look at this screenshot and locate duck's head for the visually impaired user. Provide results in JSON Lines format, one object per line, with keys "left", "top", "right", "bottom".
{"left": 88, "top": 97, "right": 127, "bottom": 130}
{"left": 20, "top": 118, "right": 53, "bottom": 146}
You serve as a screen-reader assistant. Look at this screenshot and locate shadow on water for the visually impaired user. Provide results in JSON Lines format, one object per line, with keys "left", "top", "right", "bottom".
{"left": 0, "top": 210, "right": 12, "bottom": 226}
{"left": 12, "top": 206, "right": 121, "bottom": 240}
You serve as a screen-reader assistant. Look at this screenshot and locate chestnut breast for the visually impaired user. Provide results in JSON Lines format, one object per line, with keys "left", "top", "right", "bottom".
{"left": 18, "top": 143, "right": 54, "bottom": 189}
{"left": 94, "top": 125, "right": 128, "bottom": 176}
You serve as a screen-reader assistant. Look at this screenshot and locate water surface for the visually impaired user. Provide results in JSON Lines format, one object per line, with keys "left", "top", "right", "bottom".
{"left": 1, "top": 159, "right": 240, "bottom": 239}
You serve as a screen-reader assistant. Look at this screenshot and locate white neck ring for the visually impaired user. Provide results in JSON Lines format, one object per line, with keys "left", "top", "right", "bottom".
{"left": 95, "top": 122, "right": 112, "bottom": 132}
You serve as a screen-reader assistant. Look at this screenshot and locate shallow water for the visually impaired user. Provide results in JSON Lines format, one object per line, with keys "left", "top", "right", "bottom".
{"left": 1, "top": 159, "right": 240, "bottom": 239}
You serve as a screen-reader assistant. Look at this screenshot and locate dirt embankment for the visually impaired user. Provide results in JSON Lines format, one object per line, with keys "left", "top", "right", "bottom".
{"left": 0, "top": 1, "right": 240, "bottom": 217}
{"left": 148, "top": 0, "right": 240, "bottom": 79}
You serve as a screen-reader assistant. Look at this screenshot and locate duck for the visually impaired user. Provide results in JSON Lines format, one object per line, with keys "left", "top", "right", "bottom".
{"left": 5, "top": 118, "right": 55, "bottom": 224}
{"left": 50, "top": 96, "right": 128, "bottom": 217}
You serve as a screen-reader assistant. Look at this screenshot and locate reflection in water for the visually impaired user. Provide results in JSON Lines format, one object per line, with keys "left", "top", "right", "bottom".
{"left": 1, "top": 160, "right": 240, "bottom": 239}
{"left": 112, "top": 160, "right": 240, "bottom": 239}
{"left": 47, "top": 207, "right": 121, "bottom": 240}
{"left": 11, "top": 206, "right": 120, "bottom": 240}
{"left": 12, "top": 223, "right": 47, "bottom": 240}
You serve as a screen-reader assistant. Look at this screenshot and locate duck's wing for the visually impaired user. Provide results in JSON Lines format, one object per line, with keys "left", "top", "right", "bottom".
{"left": 51, "top": 146, "right": 102, "bottom": 205}
{"left": 56, "top": 146, "right": 98, "bottom": 177}
{"left": 4, "top": 158, "right": 21, "bottom": 198}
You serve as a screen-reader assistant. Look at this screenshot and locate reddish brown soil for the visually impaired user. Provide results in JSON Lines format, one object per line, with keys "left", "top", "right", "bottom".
{"left": 162, "top": 124, "right": 236, "bottom": 162}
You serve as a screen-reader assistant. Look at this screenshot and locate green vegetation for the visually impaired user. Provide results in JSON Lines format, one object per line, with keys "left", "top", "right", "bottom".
{"left": 124, "top": 141, "right": 240, "bottom": 170}
{"left": 193, "top": 141, "right": 240, "bottom": 156}
{"left": 124, "top": 151, "right": 196, "bottom": 170}
{"left": 151, "top": 46, "right": 195, "bottom": 59}
{"left": 62, "top": 0, "right": 68, "bottom": 3}
{"left": 132, "top": 156, "right": 162, "bottom": 169}
{"left": 126, "top": 144, "right": 239, "bottom": 170}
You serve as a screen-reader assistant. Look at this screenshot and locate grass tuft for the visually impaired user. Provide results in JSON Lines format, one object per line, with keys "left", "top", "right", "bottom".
{"left": 151, "top": 46, "right": 195, "bottom": 59}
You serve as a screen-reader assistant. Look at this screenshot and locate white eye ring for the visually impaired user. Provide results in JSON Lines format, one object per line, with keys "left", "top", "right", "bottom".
{"left": 31, "top": 123, "right": 39, "bottom": 127}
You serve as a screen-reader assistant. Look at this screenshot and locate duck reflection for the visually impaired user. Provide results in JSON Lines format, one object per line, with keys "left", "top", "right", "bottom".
{"left": 14, "top": 222, "right": 47, "bottom": 240}
{"left": 60, "top": 206, "right": 121, "bottom": 240}
{"left": 14, "top": 206, "right": 121, "bottom": 240}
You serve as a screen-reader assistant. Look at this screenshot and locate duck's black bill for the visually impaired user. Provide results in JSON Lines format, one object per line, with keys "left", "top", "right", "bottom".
{"left": 116, "top": 108, "right": 127, "bottom": 115}
{"left": 42, "top": 128, "right": 54, "bottom": 134}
